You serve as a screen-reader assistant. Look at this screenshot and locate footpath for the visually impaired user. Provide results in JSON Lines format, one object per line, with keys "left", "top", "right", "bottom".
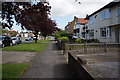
{"left": 22, "top": 41, "right": 76, "bottom": 78}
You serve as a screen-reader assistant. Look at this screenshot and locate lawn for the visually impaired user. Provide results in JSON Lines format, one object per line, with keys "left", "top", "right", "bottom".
{"left": 2, "top": 63, "right": 30, "bottom": 78}
{"left": 2, "top": 43, "right": 48, "bottom": 52}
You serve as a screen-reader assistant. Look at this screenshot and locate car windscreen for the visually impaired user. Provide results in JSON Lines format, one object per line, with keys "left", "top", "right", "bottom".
{"left": 12, "top": 38, "right": 17, "bottom": 40}
{"left": 0, "top": 36, "right": 5, "bottom": 40}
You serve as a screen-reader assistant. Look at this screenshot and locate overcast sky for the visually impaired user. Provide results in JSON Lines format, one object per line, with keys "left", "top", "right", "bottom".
{"left": 12, "top": 0, "right": 114, "bottom": 32}
{"left": 48, "top": 0, "right": 114, "bottom": 29}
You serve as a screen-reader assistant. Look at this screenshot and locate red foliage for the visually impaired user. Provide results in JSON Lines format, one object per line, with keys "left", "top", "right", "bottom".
{"left": 2, "top": 2, "right": 57, "bottom": 37}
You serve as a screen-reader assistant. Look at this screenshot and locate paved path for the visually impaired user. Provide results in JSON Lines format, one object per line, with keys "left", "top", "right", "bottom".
{"left": 22, "top": 41, "right": 76, "bottom": 78}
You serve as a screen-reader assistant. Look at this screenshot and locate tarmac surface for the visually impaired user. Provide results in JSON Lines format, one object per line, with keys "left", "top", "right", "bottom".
{"left": 77, "top": 52, "right": 120, "bottom": 78}
{"left": 22, "top": 41, "right": 76, "bottom": 78}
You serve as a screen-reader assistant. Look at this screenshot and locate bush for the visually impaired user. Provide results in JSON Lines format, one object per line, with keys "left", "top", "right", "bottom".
{"left": 86, "top": 38, "right": 99, "bottom": 43}
{"left": 58, "top": 37, "right": 69, "bottom": 42}
{"left": 75, "top": 39, "right": 82, "bottom": 43}
{"left": 52, "top": 34, "right": 61, "bottom": 40}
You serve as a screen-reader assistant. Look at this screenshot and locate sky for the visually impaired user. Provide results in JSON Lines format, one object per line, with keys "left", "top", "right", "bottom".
{"left": 12, "top": 0, "right": 114, "bottom": 32}
{"left": 49, "top": 0, "right": 114, "bottom": 29}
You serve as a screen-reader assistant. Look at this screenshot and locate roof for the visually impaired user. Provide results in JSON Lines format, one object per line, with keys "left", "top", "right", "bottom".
{"left": 8, "top": 31, "right": 18, "bottom": 33}
{"left": 85, "top": 1, "right": 120, "bottom": 20}
{"left": 65, "top": 22, "right": 70, "bottom": 28}
{"left": 78, "top": 18, "right": 88, "bottom": 24}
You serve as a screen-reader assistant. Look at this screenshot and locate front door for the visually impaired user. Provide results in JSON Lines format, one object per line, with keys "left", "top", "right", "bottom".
{"left": 115, "top": 27, "right": 119, "bottom": 43}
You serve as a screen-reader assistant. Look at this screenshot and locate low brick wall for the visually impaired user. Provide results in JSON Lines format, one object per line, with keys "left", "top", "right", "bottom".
{"left": 68, "top": 52, "right": 94, "bottom": 79}
{"left": 57, "top": 40, "right": 65, "bottom": 50}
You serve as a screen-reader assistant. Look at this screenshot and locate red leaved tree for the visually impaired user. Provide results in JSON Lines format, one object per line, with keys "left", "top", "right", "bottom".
{"left": 2, "top": 2, "right": 57, "bottom": 42}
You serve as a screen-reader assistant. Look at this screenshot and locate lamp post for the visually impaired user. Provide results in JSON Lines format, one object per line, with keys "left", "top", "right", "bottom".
{"left": 83, "top": 26, "right": 88, "bottom": 53}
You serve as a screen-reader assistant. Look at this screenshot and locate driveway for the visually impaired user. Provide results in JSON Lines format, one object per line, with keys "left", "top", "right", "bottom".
{"left": 77, "top": 52, "right": 120, "bottom": 78}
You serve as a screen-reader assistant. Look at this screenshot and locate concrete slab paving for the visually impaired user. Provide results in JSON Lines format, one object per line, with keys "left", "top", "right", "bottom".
{"left": 22, "top": 41, "right": 76, "bottom": 78}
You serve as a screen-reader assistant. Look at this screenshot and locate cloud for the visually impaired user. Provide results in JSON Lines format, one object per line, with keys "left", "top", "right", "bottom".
{"left": 49, "top": 0, "right": 114, "bottom": 17}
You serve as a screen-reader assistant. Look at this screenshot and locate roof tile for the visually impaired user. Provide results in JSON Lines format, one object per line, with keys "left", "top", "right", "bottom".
{"left": 78, "top": 18, "right": 88, "bottom": 24}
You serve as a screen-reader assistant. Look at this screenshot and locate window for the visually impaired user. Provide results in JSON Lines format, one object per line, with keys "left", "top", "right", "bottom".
{"left": 100, "top": 28, "right": 106, "bottom": 37}
{"left": 88, "top": 16, "right": 94, "bottom": 24}
{"left": 118, "top": 6, "right": 120, "bottom": 15}
{"left": 99, "top": 9, "right": 112, "bottom": 20}
{"left": 109, "top": 27, "right": 112, "bottom": 37}
{"left": 100, "top": 10, "right": 105, "bottom": 20}
{"left": 89, "top": 30, "right": 94, "bottom": 38}
{"left": 106, "top": 9, "right": 112, "bottom": 18}
{"left": 100, "top": 27, "right": 112, "bottom": 38}
{"left": 74, "top": 24, "right": 80, "bottom": 29}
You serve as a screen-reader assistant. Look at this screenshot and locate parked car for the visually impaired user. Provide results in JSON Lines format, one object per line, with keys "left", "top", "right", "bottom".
{"left": 12, "top": 37, "right": 21, "bottom": 45}
{"left": 0, "top": 36, "right": 13, "bottom": 48}
{"left": 22, "top": 37, "right": 33, "bottom": 43}
{"left": 72, "top": 36, "right": 85, "bottom": 40}
{"left": 78, "top": 37, "right": 85, "bottom": 40}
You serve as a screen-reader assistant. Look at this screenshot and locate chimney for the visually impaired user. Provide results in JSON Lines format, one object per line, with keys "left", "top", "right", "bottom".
{"left": 74, "top": 16, "right": 77, "bottom": 19}
{"left": 86, "top": 14, "right": 89, "bottom": 18}
{"left": 85, "top": 14, "right": 89, "bottom": 20}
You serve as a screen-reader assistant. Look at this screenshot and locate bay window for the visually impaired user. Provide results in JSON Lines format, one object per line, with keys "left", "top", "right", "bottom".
{"left": 100, "top": 27, "right": 112, "bottom": 38}
{"left": 89, "top": 30, "right": 94, "bottom": 38}
{"left": 118, "top": 6, "right": 120, "bottom": 15}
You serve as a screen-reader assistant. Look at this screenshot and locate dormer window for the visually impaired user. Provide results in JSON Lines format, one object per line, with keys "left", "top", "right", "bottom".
{"left": 99, "top": 9, "right": 112, "bottom": 20}
{"left": 88, "top": 16, "right": 94, "bottom": 24}
{"left": 118, "top": 6, "right": 120, "bottom": 15}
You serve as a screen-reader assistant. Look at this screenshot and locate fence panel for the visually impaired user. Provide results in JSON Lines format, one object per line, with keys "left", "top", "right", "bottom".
{"left": 65, "top": 43, "right": 120, "bottom": 54}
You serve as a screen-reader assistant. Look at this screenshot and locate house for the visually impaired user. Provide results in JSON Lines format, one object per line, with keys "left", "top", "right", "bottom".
{"left": 20, "top": 32, "right": 34, "bottom": 38}
{"left": 2, "top": 29, "right": 18, "bottom": 37}
{"left": 65, "top": 16, "right": 78, "bottom": 34}
{"left": 74, "top": 17, "right": 88, "bottom": 38}
{"left": 65, "top": 22, "right": 70, "bottom": 33}
{"left": 65, "top": 16, "right": 88, "bottom": 38}
{"left": 85, "top": 1, "right": 120, "bottom": 43}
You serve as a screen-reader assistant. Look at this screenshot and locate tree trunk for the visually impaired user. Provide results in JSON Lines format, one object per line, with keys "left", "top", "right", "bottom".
{"left": 44, "top": 37, "right": 46, "bottom": 40}
{"left": 34, "top": 32, "right": 38, "bottom": 43}
{"left": 43, "top": 35, "right": 47, "bottom": 40}
{"left": 35, "top": 35, "right": 38, "bottom": 43}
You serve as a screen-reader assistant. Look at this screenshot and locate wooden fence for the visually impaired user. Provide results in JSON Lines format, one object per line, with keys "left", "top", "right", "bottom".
{"left": 57, "top": 41, "right": 120, "bottom": 54}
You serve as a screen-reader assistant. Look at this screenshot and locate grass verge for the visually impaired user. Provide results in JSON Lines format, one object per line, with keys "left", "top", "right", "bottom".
{"left": 2, "top": 63, "right": 30, "bottom": 78}
{"left": 2, "top": 43, "right": 48, "bottom": 52}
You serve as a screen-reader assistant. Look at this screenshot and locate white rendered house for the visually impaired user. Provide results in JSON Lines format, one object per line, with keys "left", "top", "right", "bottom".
{"left": 85, "top": 1, "right": 120, "bottom": 43}
{"left": 73, "top": 18, "right": 88, "bottom": 38}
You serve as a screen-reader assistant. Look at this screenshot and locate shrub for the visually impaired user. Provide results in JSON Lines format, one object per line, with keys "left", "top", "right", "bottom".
{"left": 75, "top": 39, "right": 82, "bottom": 43}
{"left": 59, "top": 37, "right": 69, "bottom": 42}
{"left": 52, "top": 34, "right": 61, "bottom": 40}
{"left": 90, "top": 38, "right": 99, "bottom": 43}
